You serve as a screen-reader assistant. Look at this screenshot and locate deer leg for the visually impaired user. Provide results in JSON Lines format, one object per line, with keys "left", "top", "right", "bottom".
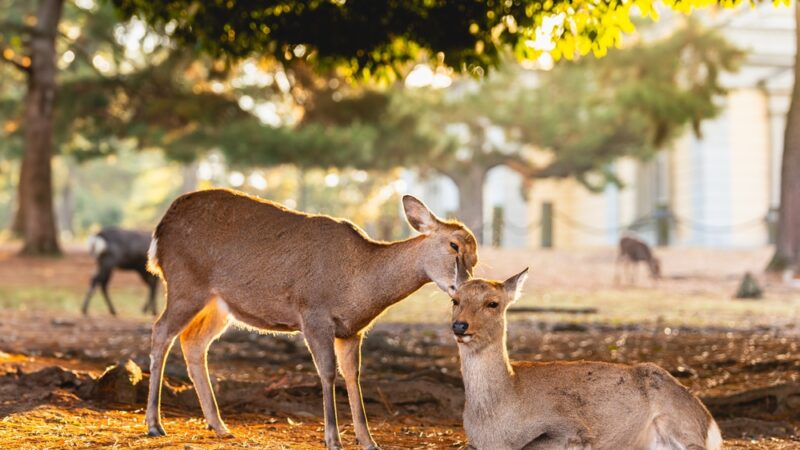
{"left": 304, "top": 322, "right": 343, "bottom": 450}
{"left": 86, "top": 265, "right": 117, "bottom": 316}
{"left": 99, "top": 275, "right": 117, "bottom": 316}
{"left": 139, "top": 270, "right": 159, "bottom": 315}
{"left": 146, "top": 289, "right": 209, "bottom": 437}
{"left": 180, "top": 298, "right": 231, "bottom": 437}
{"left": 335, "top": 335, "right": 379, "bottom": 450}
{"left": 81, "top": 274, "right": 99, "bottom": 315}
{"left": 146, "top": 279, "right": 159, "bottom": 315}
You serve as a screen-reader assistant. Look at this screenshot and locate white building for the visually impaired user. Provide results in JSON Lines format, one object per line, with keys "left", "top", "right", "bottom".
{"left": 416, "top": 3, "right": 796, "bottom": 249}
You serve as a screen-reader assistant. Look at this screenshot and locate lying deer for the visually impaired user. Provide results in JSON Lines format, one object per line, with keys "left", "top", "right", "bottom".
{"left": 82, "top": 227, "right": 159, "bottom": 316}
{"left": 145, "top": 189, "right": 478, "bottom": 449}
{"left": 615, "top": 235, "right": 661, "bottom": 285}
{"left": 450, "top": 267, "right": 721, "bottom": 450}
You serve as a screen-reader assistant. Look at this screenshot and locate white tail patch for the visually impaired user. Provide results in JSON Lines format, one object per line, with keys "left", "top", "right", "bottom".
{"left": 147, "top": 237, "right": 161, "bottom": 276}
{"left": 706, "top": 420, "right": 722, "bottom": 450}
{"left": 88, "top": 235, "right": 107, "bottom": 256}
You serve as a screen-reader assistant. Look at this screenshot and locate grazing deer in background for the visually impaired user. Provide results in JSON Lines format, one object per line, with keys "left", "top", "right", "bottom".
{"left": 450, "top": 267, "right": 721, "bottom": 450}
{"left": 145, "top": 189, "right": 478, "bottom": 450}
{"left": 82, "top": 227, "right": 159, "bottom": 316}
{"left": 615, "top": 235, "right": 661, "bottom": 285}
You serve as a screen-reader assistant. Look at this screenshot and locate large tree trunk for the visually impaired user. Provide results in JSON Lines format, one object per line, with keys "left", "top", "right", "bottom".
{"left": 18, "top": 0, "right": 64, "bottom": 255}
{"left": 768, "top": 4, "right": 800, "bottom": 272}
{"left": 450, "top": 165, "right": 487, "bottom": 244}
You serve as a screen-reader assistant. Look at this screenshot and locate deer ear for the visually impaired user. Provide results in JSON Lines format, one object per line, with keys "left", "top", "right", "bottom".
{"left": 503, "top": 267, "right": 529, "bottom": 303}
{"left": 402, "top": 195, "right": 440, "bottom": 234}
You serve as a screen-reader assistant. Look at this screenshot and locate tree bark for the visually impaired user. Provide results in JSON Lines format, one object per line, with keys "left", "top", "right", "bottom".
{"left": 17, "top": 0, "right": 64, "bottom": 255}
{"left": 449, "top": 164, "right": 487, "bottom": 244}
{"left": 11, "top": 157, "right": 26, "bottom": 236}
{"left": 768, "top": 4, "right": 800, "bottom": 272}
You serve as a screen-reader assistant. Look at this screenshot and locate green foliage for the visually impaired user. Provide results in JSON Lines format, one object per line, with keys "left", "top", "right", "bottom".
{"left": 402, "top": 19, "right": 743, "bottom": 190}
{"left": 109, "top": 0, "right": 782, "bottom": 80}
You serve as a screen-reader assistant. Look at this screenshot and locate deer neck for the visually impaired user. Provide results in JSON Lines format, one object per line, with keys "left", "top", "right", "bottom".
{"left": 366, "top": 235, "right": 430, "bottom": 309}
{"left": 459, "top": 323, "right": 514, "bottom": 418}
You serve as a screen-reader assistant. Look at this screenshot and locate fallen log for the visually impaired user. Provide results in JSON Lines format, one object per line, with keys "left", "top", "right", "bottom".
{"left": 702, "top": 382, "right": 800, "bottom": 418}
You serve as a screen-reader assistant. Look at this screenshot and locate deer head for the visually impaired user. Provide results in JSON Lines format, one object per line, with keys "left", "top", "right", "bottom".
{"left": 402, "top": 195, "right": 477, "bottom": 296}
{"left": 450, "top": 268, "right": 529, "bottom": 351}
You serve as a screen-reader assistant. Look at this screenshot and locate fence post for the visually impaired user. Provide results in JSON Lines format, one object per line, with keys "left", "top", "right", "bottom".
{"left": 767, "top": 207, "right": 779, "bottom": 245}
{"left": 655, "top": 204, "right": 670, "bottom": 246}
{"left": 541, "top": 202, "right": 553, "bottom": 248}
{"left": 492, "top": 206, "right": 504, "bottom": 248}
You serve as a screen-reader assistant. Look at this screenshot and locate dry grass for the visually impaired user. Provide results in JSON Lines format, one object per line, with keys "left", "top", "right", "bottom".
{"left": 1, "top": 405, "right": 464, "bottom": 449}
{"left": 0, "top": 244, "right": 799, "bottom": 449}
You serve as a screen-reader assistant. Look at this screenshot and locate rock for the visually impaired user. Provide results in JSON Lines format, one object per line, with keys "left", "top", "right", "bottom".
{"left": 735, "top": 272, "right": 763, "bottom": 299}
{"left": 20, "top": 366, "right": 81, "bottom": 388}
{"left": 92, "top": 359, "right": 143, "bottom": 404}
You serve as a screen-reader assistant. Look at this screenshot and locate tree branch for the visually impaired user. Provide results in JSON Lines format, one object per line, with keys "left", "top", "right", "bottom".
{"left": 0, "top": 20, "right": 36, "bottom": 35}
{"left": 56, "top": 30, "right": 109, "bottom": 79}
{"left": 0, "top": 49, "right": 30, "bottom": 73}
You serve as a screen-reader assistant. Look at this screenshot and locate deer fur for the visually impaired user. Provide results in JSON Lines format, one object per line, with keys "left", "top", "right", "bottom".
{"left": 615, "top": 235, "right": 661, "bottom": 285}
{"left": 144, "top": 189, "right": 478, "bottom": 449}
{"left": 451, "top": 269, "right": 721, "bottom": 450}
{"left": 82, "top": 227, "right": 159, "bottom": 316}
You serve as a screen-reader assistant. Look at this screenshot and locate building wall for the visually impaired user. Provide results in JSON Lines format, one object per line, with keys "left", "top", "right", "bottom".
{"left": 526, "top": 88, "right": 774, "bottom": 249}
{"left": 413, "top": 3, "right": 793, "bottom": 250}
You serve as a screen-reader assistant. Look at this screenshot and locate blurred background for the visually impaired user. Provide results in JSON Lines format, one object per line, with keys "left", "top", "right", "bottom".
{"left": 0, "top": 2, "right": 794, "bottom": 249}
{"left": 1, "top": 0, "right": 799, "bottom": 448}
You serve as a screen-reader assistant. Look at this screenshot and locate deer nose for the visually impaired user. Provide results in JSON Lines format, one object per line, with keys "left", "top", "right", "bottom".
{"left": 452, "top": 321, "right": 469, "bottom": 335}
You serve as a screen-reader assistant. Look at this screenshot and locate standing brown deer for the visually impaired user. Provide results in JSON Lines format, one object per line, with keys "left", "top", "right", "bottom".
{"left": 450, "top": 267, "right": 722, "bottom": 450}
{"left": 145, "top": 189, "right": 478, "bottom": 449}
{"left": 615, "top": 235, "right": 661, "bottom": 285}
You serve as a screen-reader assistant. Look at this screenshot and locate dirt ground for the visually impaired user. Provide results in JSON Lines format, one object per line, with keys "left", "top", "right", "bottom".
{"left": 0, "top": 244, "right": 799, "bottom": 449}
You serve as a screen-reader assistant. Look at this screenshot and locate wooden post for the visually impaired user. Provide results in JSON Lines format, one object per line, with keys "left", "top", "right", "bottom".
{"left": 541, "top": 202, "right": 553, "bottom": 248}
{"left": 492, "top": 206, "right": 504, "bottom": 248}
{"left": 655, "top": 204, "right": 670, "bottom": 247}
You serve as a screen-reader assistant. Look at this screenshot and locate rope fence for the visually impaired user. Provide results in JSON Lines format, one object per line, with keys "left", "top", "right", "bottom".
{"left": 483, "top": 204, "right": 776, "bottom": 247}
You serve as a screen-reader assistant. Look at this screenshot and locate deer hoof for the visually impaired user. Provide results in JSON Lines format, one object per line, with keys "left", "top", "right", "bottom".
{"left": 210, "top": 425, "right": 234, "bottom": 438}
{"left": 147, "top": 424, "right": 167, "bottom": 437}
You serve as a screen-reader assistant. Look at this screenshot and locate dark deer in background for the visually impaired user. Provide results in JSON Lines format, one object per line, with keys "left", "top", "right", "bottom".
{"left": 145, "top": 189, "right": 478, "bottom": 449}
{"left": 82, "top": 227, "right": 159, "bottom": 316}
{"left": 615, "top": 235, "right": 661, "bottom": 285}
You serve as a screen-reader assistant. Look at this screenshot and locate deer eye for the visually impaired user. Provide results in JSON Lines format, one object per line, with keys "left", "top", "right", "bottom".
{"left": 451, "top": 299, "right": 459, "bottom": 306}
{"left": 450, "top": 242, "right": 459, "bottom": 252}
{"left": 487, "top": 301, "right": 499, "bottom": 309}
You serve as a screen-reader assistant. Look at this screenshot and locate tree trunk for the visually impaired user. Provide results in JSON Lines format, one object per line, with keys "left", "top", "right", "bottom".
{"left": 18, "top": 0, "right": 64, "bottom": 255}
{"left": 10, "top": 157, "right": 26, "bottom": 236}
{"left": 450, "top": 165, "right": 487, "bottom": 244}
{"left": 767, "top": 4, "right": 800, "bottom": 272}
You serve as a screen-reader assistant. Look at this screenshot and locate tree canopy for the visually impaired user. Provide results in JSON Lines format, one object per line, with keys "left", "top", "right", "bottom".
{"left": 110, "top": 0, "right": 782, "bottom": 80}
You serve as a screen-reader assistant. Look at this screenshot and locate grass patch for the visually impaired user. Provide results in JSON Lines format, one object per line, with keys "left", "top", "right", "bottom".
{"left": 379, "top": 285, "right": 800, "bottom": 330}
{"left": 0, "top": 286, "right": 156, "bottom": 318}
{"left": 1, "top": 282, "right": 797, "bottom": 330}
